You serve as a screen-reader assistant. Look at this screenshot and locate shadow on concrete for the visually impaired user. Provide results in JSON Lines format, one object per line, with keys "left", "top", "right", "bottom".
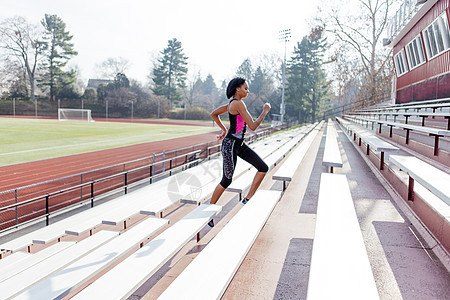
{"left": 372, "top": 220, "right": 450, "bottom": 299}
{"left": 299, "top": 134, "right": 326, "bottom": 214}
{"left": 273, "top": 238, "right": 313, "bottom": 300}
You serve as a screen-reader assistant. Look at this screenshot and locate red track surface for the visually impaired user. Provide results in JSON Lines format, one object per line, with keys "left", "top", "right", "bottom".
{"left": 0, "top": 131, "right": 219, "bottom": 192}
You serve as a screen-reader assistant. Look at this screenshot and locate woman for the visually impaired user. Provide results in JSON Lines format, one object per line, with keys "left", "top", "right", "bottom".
{"left": 208, "top": 77, "right": 271, "bottom": 227}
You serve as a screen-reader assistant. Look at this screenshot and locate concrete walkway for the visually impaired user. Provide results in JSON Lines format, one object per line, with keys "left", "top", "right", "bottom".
{"left": 138, "top": 123, "right": 450, "bottom": 299}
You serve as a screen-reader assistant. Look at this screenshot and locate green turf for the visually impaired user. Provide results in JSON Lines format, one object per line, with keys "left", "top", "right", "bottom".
{"left": 0, "top": 118, "right": 216, "bottom": 166}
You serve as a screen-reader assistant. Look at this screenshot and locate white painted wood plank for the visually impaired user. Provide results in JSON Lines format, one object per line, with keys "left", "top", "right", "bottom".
{"left": 15, "top": 217, "right": 169, "bottom": 300}
{"left": 389, "top": 155, "right": 450, "bottom": 205}
{"left": 71, "top": 204, "right": 222, "bottom": 300}
{"left": 0, "top": 241, "right": 75, "bottom": 283}
{"left": 158, "top": 189, "right": 282, "bottom": 300}
{"left": 0, "top": 230, "right": 118, "bottom": 300}
{"left": 307, "top": 173, "right": 379, "bottom": 300}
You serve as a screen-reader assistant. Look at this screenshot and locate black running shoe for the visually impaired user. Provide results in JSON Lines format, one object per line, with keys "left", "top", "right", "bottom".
{"left": 241, "top": 197, "right": 249, "bottom": 206}
{"left": 207, "top": 219, "right": 214, "bottom": 228}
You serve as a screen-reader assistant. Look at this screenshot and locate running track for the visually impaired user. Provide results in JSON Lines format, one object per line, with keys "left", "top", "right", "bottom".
{"left": 0, "top": 131, "right": 219, "bottom": 192}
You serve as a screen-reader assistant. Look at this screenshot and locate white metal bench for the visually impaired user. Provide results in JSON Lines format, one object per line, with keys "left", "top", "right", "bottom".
{"left": 337, "top": 117, "right": 399, "bottom": 170}
{"left": 15, "top": 217, "right": 169, "bottom": 300}
{"left": 348, "top": 116, "right": 450, "bottom": 156}
{"left": 272, "top": 125, "right": 321, "bottom": 190}
{"left": 71, "top": 203, "right": 222, "bottom": 300}
{"left": 0, "top": 241, "right": 75, "bottom": 284}
{"left": 322, "top": 120, "right": 343, "bottom": 173}
{"left": 389, "top": 155, "right": 450, "bottom": 205}
{"left": 307, "top": 173, "right": 379, "bottom": 299}
{"left": 158, "top": 189, "right": 282, "bottom": 300}
{"left": 227, "top": 125, "right": 315, "bottom": 197}
{"left": 179, "top": 126, "right": 308, "bottom": 204}
{"left": 0, "top": 230, "right": 118, "bottom": 300}
{"left": 0, "top": 251, "right": 30, "bottom": 269}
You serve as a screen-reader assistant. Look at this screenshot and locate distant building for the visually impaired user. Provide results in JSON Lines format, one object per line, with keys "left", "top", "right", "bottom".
{"left": 384, "top": 0, "right": 450, "bottom": 104}
{"left": 86, "top": 79, "right": 112, "bottom": 89}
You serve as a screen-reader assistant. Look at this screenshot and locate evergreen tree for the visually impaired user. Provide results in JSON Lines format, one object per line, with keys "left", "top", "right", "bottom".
{"left": 40, "top": 14, "right": 77, "bottom": 101}
{"left": 235, "top": 58, "right": 254, "bottom": 84}
{"left": 152, "top": 38, "right": 188, "bottom": 107}
{"left": 286, "top": 26, "right": 329, "bottom": 122}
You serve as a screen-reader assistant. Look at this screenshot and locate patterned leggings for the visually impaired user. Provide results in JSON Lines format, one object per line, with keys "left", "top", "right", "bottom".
{"left": 220, "top": 137, "right": 268, "bottom": 188}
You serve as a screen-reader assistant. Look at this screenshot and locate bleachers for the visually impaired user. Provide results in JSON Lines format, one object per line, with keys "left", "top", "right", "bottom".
{"left": 272, "top": 122, "right": 321, "bottom": 190}
{"left": 389, "top": 155, "right": 450, "bottom": 205}
{"left": 337, "top": 117, "right": 399, "bottom": 170}
{"left": 1, "top": 116, "right": 449, "bottom": 299}
{"left": 346, "top": 114, "right": 450, "bottom": 157}
{"left": 342, "top": 100, "right": 450, "bottom": 275}
{"left": 70, "top": 204, "right": 222, "bottom": 300}
{"left": 15, "top": 217, "right": 169, "bottom": 299}
{"left": 158, "top": 190, "right": 282, "bottom": 300}
{"left": 0, "top": 230, "right": 119, "bottom": 299}
{"left": 322, "top": 119, "right": 343, "bottom": 173}
{"left": 307, "top": 173, "right": 379, "bottom": 299}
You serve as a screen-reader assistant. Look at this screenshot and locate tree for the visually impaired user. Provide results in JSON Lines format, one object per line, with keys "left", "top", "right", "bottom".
{"left": 320, "top": 0, "right": 394, "bottom": 105}
{"left": 0, "top": 57, "right": 28, "bottom": 98}
{"left": 152, "top": 38, "right": 188, "bottom": 107}
{"left": 83, "top": 87, "right": 97, "bottom": 101}
{"left": 0, "top": 16, "right": 46, "bottom": 102}
{"left": 95, "top": 57, "right": 130, "bottom": 79}
{"left": 40, "top": 14, "right": 78, "bottom": 101}
{"left": 235, "top": 58, "right": 254, "bottom": 84}
{"left": 286, "top": 26, "right": 330, "bottom": 122}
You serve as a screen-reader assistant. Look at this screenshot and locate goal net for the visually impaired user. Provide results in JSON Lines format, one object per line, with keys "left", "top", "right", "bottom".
{"left": 58, "top": 108, "right": 94, "bottom": 122}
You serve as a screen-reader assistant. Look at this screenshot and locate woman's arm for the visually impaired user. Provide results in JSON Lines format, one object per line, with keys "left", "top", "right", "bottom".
{"left": 234, "top": 101, "right": 271, "bottom": 131}
{"left": 210, "top": 104, "right": 228, "bottom": 139}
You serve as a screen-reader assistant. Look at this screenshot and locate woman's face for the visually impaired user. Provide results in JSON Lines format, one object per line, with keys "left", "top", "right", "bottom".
{"left": 236, "top": 82, "right": 249, "bottom": 99}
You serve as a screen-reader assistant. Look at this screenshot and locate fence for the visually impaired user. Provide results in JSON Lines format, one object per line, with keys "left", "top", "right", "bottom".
{"left": 0, "top": 125, "right": 282, "bottom": 233}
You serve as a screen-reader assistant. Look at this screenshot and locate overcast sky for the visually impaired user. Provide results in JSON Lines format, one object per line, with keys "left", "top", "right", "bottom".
{"left": 1, "top": 0, "right": 319, "bottom": 86}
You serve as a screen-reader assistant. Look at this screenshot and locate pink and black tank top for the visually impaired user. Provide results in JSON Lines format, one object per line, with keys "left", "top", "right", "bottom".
{"left": 226, "top": 98, "right": 246, "bottom": 140}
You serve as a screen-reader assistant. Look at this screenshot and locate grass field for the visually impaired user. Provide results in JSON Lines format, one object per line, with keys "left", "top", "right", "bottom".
{"left": 0, "top": 118, "right": 216, "bottom": 166}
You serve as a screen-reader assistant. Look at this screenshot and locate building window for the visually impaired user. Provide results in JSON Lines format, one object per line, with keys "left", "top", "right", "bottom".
{"left": 423, "top": 11, "right": 450, "bottom": 59}
{"left": 406, "top": 34, "right": 426, "bottom": 69}
{"left": 394, "top": 48, "right": 409, "bottom": 76}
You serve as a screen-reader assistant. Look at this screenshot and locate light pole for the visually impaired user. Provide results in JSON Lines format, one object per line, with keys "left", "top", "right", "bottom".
{"left": 279, "top": 28, "right": 291, "bottom": 125}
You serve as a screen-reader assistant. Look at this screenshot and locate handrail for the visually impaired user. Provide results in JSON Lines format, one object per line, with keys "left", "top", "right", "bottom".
{"left": 0, "top": 124, "right": 282, "bottom": 233}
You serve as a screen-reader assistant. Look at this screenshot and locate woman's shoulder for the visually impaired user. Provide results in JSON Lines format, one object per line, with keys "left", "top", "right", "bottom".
{"left": 229, "top": 99, "right": 245, "bottom": 114}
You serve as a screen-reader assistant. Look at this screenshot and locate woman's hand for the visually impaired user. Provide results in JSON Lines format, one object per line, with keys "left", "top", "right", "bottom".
{"left": 263, "top": 103, "right": 271, "bottom": 114}
{"left": 217, "top": 130, "right": 227, "bottom": 140}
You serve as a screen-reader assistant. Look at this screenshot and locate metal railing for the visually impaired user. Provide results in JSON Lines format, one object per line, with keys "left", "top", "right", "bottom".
{"left": 0, "top": 124, "right": 281, "bottom": 234}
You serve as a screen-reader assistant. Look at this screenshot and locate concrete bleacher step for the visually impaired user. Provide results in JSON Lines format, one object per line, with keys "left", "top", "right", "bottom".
{"left": 71, "top": 203, "right": 222, "bottom": 300}
{"left": 0, "top": 230, "right": 119, "bottom": 300}
{"left": 15, "top": 217, "right": 169, "bottom": 300}
{"left": 158, "top": 189, "right": 282, "bottom": 300}
{"left": 0, "top": 241, "right": 75, "bottom": 284}
{"left": 307, "top": 173, "right": 379, "bottom": 300}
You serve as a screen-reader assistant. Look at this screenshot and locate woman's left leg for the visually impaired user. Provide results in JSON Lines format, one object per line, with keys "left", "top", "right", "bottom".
{"left": 237, "top": 143, "right": 269, "bottom": 202}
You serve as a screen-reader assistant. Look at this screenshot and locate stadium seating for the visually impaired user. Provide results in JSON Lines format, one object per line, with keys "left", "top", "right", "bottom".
{"left": 321, "top": 119, "right": 343, "bottom": 173}
{"left": 307, "top": 173, "right": 379, "bottom": 299}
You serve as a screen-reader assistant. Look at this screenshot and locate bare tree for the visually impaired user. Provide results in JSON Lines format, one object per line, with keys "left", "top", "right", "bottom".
{"left": 319, "top": 0, "right": 395, "bottom": 105}
{"left": 95, "top": 57, "right": 131, "bottom": 79}
{"left": 0, "top": 16, "right": 46, "bottom": 102}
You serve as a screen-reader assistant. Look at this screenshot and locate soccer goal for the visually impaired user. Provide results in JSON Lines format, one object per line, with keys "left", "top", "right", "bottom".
{"left": 58, "top": 108, "right": 94, "bottom": 122}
